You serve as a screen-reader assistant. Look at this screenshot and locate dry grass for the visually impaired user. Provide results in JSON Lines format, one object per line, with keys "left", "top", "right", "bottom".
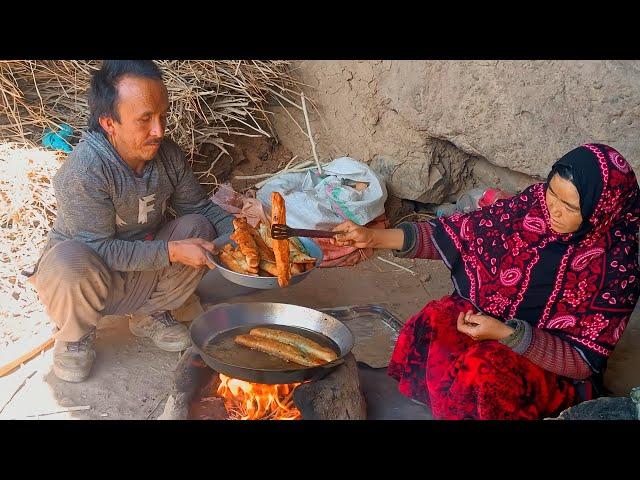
{"left": 0, "top": 60, "right": 307, "bottom": 162}
{"left": 0, "top": 143, "right": 61, "bottom": 362}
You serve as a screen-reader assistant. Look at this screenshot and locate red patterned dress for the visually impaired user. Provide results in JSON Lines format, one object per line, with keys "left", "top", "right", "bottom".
{"left": 388, "top": 144, "right": 640, "bottom": 419}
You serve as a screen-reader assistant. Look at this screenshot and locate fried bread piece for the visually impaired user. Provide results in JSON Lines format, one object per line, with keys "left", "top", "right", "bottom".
{"left": 218, "top": 249, "right": 256, "bottom": 275}
{"left": 234, "top": 334, "right": 324, "bottom": 366}
{"left": 270, "top": 192, "right": 291, "bottom": 287}
{"left": 249, "top": 327, "right": 337, "bottom": 363}
{"left": 251, "top": 223, "right": 275, "bottom": 262}
{"left": 230, "top": 218, "right": 259, "bottom": 273}
{"left": 258, "top": 259, "right": 279, "bottom": 277}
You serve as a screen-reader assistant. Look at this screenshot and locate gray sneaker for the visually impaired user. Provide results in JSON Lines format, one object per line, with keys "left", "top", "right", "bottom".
{"left": 53, "top": 331, "right": 97, "bottom": 383}
{"left": 129, "top": 311, "right": 191, "bottom": 352}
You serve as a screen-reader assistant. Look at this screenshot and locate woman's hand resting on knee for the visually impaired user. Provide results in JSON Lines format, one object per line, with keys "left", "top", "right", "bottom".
{"left": 456, "top": 311, "right": 515, "bottom": 341}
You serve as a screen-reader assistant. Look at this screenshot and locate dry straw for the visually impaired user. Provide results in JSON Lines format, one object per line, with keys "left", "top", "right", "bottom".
{"left": 0, "top": 144, "right": 62, "bottom": 348}
{"left": 0, "top": 60, "right": 308, "bottom": 163}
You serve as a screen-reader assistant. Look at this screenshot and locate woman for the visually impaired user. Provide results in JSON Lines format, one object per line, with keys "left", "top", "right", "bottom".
{"left": 333, "top": 144, "right": 640, "bottom": 420}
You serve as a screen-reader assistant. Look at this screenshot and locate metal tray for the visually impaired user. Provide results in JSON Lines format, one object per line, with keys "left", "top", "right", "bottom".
{"left": 319, "top": 304, "right": 402, "bottom": 369}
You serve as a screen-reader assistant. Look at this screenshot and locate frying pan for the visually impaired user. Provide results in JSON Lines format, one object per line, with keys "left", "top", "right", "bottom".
{"left": 189, "top": 302, "right": 354, "bottom": 384}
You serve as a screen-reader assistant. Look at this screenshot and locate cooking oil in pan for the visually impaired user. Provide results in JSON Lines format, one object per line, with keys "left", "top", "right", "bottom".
{"left": 203, "top": 324, "right": 340, "bottom": 371}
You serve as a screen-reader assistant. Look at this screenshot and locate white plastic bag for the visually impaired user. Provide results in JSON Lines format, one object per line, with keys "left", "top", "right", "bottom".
{"left": 256, "top": 157, "right": 387, "bottom": 229}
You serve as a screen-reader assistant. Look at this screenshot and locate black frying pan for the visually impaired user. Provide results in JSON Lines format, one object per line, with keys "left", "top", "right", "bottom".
{"left": 189, "top": 302, "right": 355, "bottom": 384}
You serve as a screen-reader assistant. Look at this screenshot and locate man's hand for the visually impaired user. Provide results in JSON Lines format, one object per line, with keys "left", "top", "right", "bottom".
{"left": 331, "top": 220, "right": 405, "bottom": 250}
{"left": 456, "top": 311, "right": 515, "bottom": 341}
{"left": 168, "top": 238, "right": 218, "bottom": 269}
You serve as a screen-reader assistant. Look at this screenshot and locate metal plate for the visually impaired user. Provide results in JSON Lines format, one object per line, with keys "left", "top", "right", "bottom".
{"left": 319, "top": 305, "right": 402, "bottom": 369}
{"left": 190, "top": 302, "right": 354, "bottom": 384}
{"left": 206, "top": 234, "right": 322, "bottom": 289}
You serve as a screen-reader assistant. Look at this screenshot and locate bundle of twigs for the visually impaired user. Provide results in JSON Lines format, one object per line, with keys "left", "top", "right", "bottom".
{"left": 0, "top": 60, "right": 304, "bottom": 162}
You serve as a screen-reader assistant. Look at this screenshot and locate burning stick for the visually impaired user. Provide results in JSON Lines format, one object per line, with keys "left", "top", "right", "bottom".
{"left": 216, "top": 374, "right": 303, "bottom": 420}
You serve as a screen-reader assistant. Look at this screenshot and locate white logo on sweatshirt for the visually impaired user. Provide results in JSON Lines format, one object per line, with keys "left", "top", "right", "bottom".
{"left": 138, "top": 194, "right": 156, "bottom": 224}
{"left": 115, "top": 214, "right": 127, "bottom": 226}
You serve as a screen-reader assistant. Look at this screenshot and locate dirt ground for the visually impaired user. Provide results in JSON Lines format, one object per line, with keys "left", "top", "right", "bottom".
{"left": 2, "top": 136, "right": 639, "bottom": 420}
{"left": 1, "top": 249, "right": 639, "bottom": 420}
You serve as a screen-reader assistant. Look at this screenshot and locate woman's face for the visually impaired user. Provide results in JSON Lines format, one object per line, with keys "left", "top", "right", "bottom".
{"left": 545, "top": 174, "right": 583, "bottom": 234}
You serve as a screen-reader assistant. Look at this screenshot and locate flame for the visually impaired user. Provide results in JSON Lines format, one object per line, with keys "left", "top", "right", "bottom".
{"left": 216, "top": 374, "right": 302, "bottom": 420}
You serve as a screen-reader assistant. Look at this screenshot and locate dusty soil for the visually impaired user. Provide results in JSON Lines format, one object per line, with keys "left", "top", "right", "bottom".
{"left": 2, "top": 248, "right": 638, "bottom": 420}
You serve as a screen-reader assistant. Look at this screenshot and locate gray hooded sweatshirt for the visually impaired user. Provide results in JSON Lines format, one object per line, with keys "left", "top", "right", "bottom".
{"left": 47, "top": 130, "right": 234, "bottom": 272}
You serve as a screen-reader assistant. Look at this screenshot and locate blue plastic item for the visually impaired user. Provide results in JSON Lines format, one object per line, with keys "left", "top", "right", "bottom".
{"left": 42, "top": 123, "right": 74, "bottom": 153}
{"left": 435, "top": 203, "right": 458, "bottom": 217}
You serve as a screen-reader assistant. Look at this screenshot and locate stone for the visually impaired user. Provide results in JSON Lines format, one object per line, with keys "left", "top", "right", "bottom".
{"left": 272, "top": 60, "right": 640, "bottom": 202}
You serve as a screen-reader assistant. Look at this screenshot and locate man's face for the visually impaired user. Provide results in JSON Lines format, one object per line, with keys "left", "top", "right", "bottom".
{"left": 99, "top": 75, "right": 169, "bottom": 165}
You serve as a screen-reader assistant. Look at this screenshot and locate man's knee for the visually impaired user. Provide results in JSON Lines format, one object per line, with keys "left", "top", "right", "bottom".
{"left": 171, "top": 214, "right": 215, "bottom": 241}
{"left": 37, "top": 240, "right": 109, "bottom": 288}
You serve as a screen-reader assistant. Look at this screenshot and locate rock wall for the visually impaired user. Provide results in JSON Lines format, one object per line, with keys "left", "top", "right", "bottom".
{"left": 271, "top": 60, "right": 640, "bottom": 203}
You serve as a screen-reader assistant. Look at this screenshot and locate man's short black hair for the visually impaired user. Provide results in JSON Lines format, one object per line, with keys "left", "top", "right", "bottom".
{"left": 88, "top": 60, "right": 164, "bottom": 133}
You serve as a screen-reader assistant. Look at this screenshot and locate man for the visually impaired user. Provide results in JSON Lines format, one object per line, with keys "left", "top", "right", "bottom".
{"left": 29, "top": 60, "right": 234, "bottom": 383}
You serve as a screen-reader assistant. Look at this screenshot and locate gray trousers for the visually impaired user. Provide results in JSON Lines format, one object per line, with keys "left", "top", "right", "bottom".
{"left": 31, "top": 214, "right": 216, "bottom": 342}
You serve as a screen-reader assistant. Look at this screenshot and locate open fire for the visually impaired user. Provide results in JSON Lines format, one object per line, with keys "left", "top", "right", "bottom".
{"left": 216, "top": 374, "right": 303, "bottom": 420}
{"left": 170, "top": 350, "right": 366, "bottom": 420}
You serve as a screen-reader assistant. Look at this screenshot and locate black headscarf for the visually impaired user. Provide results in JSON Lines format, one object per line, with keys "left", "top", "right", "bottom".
{"left": 548, "top": 144, "right": 605, "bottom": 239}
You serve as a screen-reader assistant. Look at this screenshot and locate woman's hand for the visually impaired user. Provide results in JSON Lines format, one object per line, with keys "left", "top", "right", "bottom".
{"left": 332, "top": 220, "right": 405, "bottom": 250}
{"left": 332, "top": 220, "right": 378, "bottom": 248}
{"left": 456, "top": 311, "right": 515, "bottom": 341}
